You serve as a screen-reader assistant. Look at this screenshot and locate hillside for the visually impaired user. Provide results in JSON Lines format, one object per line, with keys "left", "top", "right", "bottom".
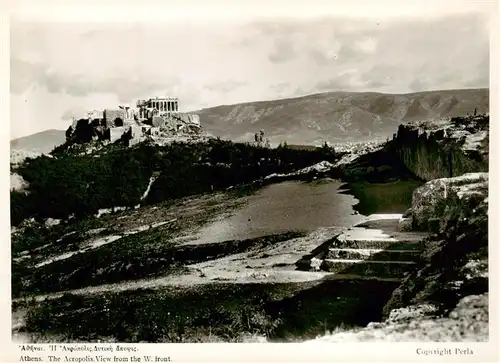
{"left": 10, "top": 129, "right": 66, "bottom": 154}
{"left": 197, "top": 88, "right": 489, "bottom": 145}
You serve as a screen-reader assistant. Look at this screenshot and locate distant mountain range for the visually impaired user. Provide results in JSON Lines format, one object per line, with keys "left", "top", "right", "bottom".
{"left": 197, "top": 88, "right": 489, "bottom": 145}
{"left": 10, "top": 88, "right": 489, "bottom": 152}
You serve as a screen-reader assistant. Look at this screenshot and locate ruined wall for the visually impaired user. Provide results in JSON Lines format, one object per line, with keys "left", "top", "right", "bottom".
{"left": 181, "top": 114, "right": 200, "bottom": 125}
{"left": 109, "top": 127, "right": 126, "bottom": 142}
{"left": 391, "top": 116, "right": 489, "bottom": 181}
{"left": 103, "top": 109, "right": 126, "bottom": 128}
{"left": 151, "top": 116, "right": 164, "bottom": 127}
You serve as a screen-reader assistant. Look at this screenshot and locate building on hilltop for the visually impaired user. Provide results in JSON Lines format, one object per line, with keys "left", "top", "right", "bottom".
{"left": 66, "top": 96, "right": 202, "bottom": 146}
{"left": 137, "top": 97, "right": 179, "bottom": 121}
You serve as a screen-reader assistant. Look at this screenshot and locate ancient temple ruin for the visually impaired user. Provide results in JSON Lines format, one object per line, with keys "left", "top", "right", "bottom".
{"left": 136, "top": 97, "right": 179, "bottom": 120}
{"left": 66, "top": 96, "right": 203, "bottom": 146}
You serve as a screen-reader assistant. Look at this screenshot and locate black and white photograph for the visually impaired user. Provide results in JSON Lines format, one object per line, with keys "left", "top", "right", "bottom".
{"left": 7, "top": 0, "right": 494, "bottom": 349}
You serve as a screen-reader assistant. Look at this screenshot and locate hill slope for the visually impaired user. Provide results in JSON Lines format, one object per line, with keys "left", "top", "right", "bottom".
{"left": 11, "top": 129, "right": 66, "bottom": 154}
{"left": 197, "top": 88, "right": 489, "bottom": 145}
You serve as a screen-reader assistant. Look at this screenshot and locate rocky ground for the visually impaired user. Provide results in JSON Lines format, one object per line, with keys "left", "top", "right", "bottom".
{"left": 308, "top": 293, "right": 488, "bottom": 342}
{"left": 333, "top": 140, "right": 386, "bottom": 167}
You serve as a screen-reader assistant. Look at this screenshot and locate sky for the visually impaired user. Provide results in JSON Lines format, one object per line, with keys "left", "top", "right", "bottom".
{"left": 9, "top": 0, "right": 493, "bottom": 139}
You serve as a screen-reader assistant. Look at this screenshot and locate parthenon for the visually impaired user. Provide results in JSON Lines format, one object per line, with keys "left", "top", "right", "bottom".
{"left": 136, "top": 97, "right": 179, "bottom": 119}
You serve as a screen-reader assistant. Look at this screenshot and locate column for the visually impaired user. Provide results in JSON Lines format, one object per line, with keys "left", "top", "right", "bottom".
{"left": 175, "top": 101, "right": 178, "bottom": 112}
{"left": 167, "top": 101, "right": 171, "bottom": 112}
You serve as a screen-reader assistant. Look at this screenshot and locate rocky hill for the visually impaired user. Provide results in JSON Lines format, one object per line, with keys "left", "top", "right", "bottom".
{"left": 197, "top": 88, "right": 489, "bottom": 144}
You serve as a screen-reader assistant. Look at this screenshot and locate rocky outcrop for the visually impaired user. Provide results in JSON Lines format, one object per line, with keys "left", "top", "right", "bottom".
{"left": 333, "top": 140, "right": 385, "bottom": 167}
{"left": 402, "top": 172, "right": 488, "bottom": 232}
{"left": 391, "top": 115, "right": 489, "bottom": 181}
{"left": 384, "top": 176, "right": 488, "bottom": 321}
{"left": 308, "top": 293, "right": 488, "bottom": 342}
{"left": 336, "top": 146, "right": 418, "bottom": 183}
{"left": 263, "top": 161, "right": 335, "bottom": 183}
{"left": 66, "top": 118, "right": 108, "bottom": 144}
{"left": 10, "top": 173, "right": 29, "bottom": 193}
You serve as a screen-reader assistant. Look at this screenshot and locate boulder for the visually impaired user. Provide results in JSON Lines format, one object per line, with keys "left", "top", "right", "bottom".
{"left": 397, "top": 217, "right": 413, "bottom": 232}
{"left": 44, "top": 218, "right": 61, "bottom": 227}
{"left": 410, "top": 172, "right": 488, "bottom": 231}
{"left": 10, "top": 173, "right": 29, "bottom": 193}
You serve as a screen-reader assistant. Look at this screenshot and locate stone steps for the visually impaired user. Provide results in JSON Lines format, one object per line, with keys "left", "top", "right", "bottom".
{"left": 324, "top": 273, "right": 403, "bottom": 283}
{"left": 330, "top": 238, "right": 424, "bottom": 250}
{"left": 321, "top": 259, "right": 418, "bottom": 278}
{"left": 296, "top": 215, "right": 429, "bottom": 279}
{"left": 326, "top": 248, "right": 421, "bottom": 262}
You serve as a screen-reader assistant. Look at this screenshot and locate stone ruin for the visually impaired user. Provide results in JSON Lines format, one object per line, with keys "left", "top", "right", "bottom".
{"left": 65, "top": 97, "right": 204, "bottom": 146}
{"left": 253, "top": 129, "right": 271, "bottom": 148}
